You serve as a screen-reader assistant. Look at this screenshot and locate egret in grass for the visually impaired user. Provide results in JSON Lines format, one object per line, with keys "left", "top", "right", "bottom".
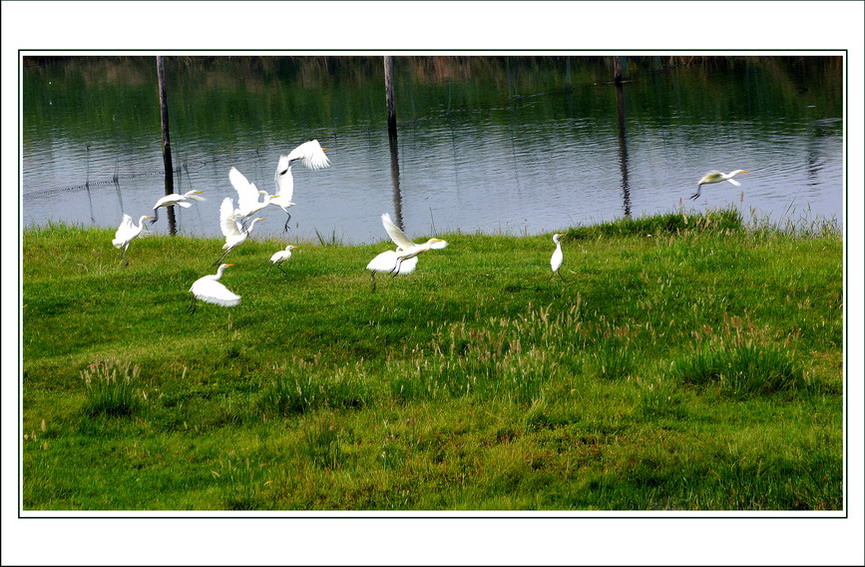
{"left": 366, "top": 250, "right": 418, "bottom": 292}
{"left": 229, "top": 166, "right": 275, "bottom": 229}
{"left": 690, "top": 169, "right": 749, "bottom": 200}
{"left": 271, "top": 140, "right": 331, "bottom": 232}
{"left": 188, "top": 263, "right": 240, "bottom": 312}
{"left": 268, "top": 244, "right": 298, "bottom": 278}
{"left": 112, "top": 213, "right": 152, "bottom": 264}
{"left": 550, "top": 233, "right": 565, "bottom": 280}
{"left": 366, "top": 213, "right": 447, "bottom": 291}
{"left": 216, "top": 196, "right": 265, "bottom": 265}
{"left": 150, "top": 190, "right": 205, "bottom": 224}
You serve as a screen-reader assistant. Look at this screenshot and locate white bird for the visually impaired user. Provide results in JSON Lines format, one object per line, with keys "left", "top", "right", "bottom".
{"left": 111, "top": 214, "right": 152, "bottom": 264}
{"left": 550, "top": 233, "right": 565, "bottom": 280}
{"left": 691, "top": 169, "right": 749, "bottom": 200}
{"left": 216, "top": 196, "right": 265, "bottom": 265}
{"left": 229, "top": 167, "right": 275, "bottom": 228}
{"left": 150, "top": 190, "right": 205, "bottom": 224}
{"left": 366, "top": 250, "right": 418, "bottom": 292}
{"left": 268, "top": 244, "right": 298, "bottom": 278}
{"left": 367, "top": 213, "right": 447, "bottom": 291}
{"left": 188, "top": 263, "right": 240, "bottom": 312}
{"left": 271, "top": 140, "right": 331, "bottom": 232}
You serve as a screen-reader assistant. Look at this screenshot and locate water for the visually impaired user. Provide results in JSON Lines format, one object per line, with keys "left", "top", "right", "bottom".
{"left": 22, "top": 56, "right": 843, "bottom": 244}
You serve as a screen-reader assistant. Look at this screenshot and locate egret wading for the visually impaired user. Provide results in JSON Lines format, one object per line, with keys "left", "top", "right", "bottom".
{"left": 150, "top": 190, "right": 205, "bottom": 224}
{"left": 691, "top": 169, "right": 749, "bottom": 200}
{"left": 112, "top": 214, "right": 152, "bottom": 264}
{"left": 366, "top": 213, "right": 447, "bottom": 291}
{"left": 272, "top": 140, "right": 331, "bottom": 232}
{"left": 188, "top": 263, "right": 240, "bottom": 313}
{"left": 268, "top": 244, "right": 298, "bottom": 278}
{"left": 550, "top": 233, "right": 565, "bottom": 281}
{"left": 216, "top": 196, "right": 265, "bottom": 265}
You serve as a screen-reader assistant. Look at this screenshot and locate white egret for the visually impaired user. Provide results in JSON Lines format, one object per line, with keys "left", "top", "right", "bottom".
{"left": 367, "top": 213, "right": 447, "bottom": 291}
{"left": 271, "top": 140, "right": 331, "bottom": 232}
{"left": 690, "top": 169, "right": 749, "bottom": 200}
{"left": 188, "top": 263, "right": 240, "bottom": 312}
{"left": 229, "top": 166, "right": 275, "bottom": 228}
{"left": 366, "top": 250, "right": 418, "bottom": 292}
{"left": 550, "top": 233, "right": 565, "bottom": 281}
{"left": 150, "top": 190, "right": 205, "bottom": 224}
{"left": 112, "top": 214, "right": 152, "bottom": 264}
{"left": 216, "top": 196, "right": 265, "bottom": 265}
{"left": 268, "top": 244, "right": 298, "bottom": 278}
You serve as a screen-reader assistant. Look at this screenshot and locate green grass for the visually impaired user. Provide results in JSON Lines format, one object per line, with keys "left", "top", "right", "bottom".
{"left": 21, "top": 209, "right": 843, "bottom": 511}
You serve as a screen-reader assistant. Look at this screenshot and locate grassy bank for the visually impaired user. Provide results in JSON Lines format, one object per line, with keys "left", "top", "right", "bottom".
{"left": 22, "top": 210, "right": 843, "bottom": 511}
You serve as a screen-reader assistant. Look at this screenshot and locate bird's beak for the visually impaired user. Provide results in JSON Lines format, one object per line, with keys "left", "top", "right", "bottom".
{"left": 194, "top": 191, "right": 204, "bottom": 194}
{"left": 144, "top": 216, "right": 153, "bottom": 220}
{"left": 256, "top": 217, "right": 266, "bottom": 221}
{"left": 225, "top": 264, "right": 234, "bottom": 267}
{"left": 741, "top": 170, "right": 750, "bottom": 173}
{"left": 322, "top": 148, "right": 329, "bottom": 152}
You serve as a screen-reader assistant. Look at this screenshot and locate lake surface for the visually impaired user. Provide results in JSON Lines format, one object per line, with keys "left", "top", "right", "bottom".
{"left": 22, "top": 56, "right": 844, "bottom": 244}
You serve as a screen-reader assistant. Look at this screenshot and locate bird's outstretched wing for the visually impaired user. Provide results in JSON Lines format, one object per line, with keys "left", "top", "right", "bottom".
{"left": 286, "top": 140, "right": 331, "bottom": 171}
{"left": 381, "top": 213, "right": 416, "bottom": 250}
{"left": 220, "top": 197, "right": 241, "bottom": 237}
{"left": 229, "top": 167, "right": 260, "bottom": 212}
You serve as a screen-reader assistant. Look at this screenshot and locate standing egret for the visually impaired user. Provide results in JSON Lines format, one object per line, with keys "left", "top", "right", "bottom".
{"left": 112, "top": 214, "right": 152, "bottom": 264}
{"left": 690, "top": 169, "right": 749, "bottom": 200}
{"left": 550, "top": 233, "right": 565, "bottom": 281}
{"left": 188, "top": 263, "right": 240, "bottom": 312}
{"left": 366, "top": 250, "right": 418, "bottom": 292}
{"left": 271, "top": 140, "right": 331, "bottom": 232}
{"left": 229, "top": 167, "right": 275, "bottom": 228}
{"left": 268, "top": 244, "right": 298, "bottom": 278}
{"left": 150, "top": 190, "right": 205, "bottom": 224}
{"left": 216, "top": 196, "right": 265, "bottom": 265}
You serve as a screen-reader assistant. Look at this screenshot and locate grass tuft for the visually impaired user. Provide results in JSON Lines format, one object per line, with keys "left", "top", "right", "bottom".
{"left": 80, "top": 360, "right": 142, "bottom": 417}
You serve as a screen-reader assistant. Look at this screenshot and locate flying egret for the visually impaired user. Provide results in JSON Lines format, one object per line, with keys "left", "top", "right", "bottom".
{"left": 550, "top": 233, "right": 565, "bottom": 281}
{"left": 366, "top": 250, "right": 419, "bottom": 292}
{"left": 188, "top": 263, "right": 240, "bottom": 312}
{"left": 216, "top": 196, "right": 265, "bottom": 265}
{"left": 111, "top": 214, "right": 152, "bottom": 264}
{"left": 268, "top": 244, "right": 298, "bottom": 278}
{"left": 690, "top": 170, "right": 749, "bottom": 200}
{"left": 229, "top": 166, "right": 275, "bottom": 228}
{"left": 150, "top": 190, "right": 205, "bottom": 224}
{"left": 271, "top": 140, "right": 331, "bottom": 232}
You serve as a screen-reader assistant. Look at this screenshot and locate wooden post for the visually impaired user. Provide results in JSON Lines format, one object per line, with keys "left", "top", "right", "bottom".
{"left": 384, "top": 56, "right": 397, "bottom": 137}
{"left": 384, "top": 56, "right": 403, "bottom": 228}
{"left": 156, "top": 56, "right": 176, "bottom": 235}
{"left": 613, "top": 56, "right": 623, "bottom": 85}
{"left": 615, "top": 82, "right": 631, "bottom": 218}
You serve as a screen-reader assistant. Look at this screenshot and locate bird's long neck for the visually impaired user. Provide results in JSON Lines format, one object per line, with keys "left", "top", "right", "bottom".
{"left": 246, "top": 218, "right": 262, "bottom": 233}
{"left": 137, "top": 216, "right": 149, "bottom": 229}
{"left": 214, "top": 266, "right": 226, "bottom": 280}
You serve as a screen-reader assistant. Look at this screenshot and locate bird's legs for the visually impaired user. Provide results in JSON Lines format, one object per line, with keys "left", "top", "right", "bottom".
{"left": 557, "top": 270, "right": 567, "bottom": 282}
{"left": 150, "top": 209, "right": 159, "bottom": 224}
{"left": 186, "top": 297, "right": 197, "bottom": 314}
{"left": 119, "top": 245, "right": 129, "bottom": 266}
{"left": 389, "top": 257, "right": 404, "bottom": 277}
{"left": 690, "top": 185, "right": 703, "bottom": 200}
{"left": 283, "top": 212, "right": 292, "bottom": 232}
{"left": 277, "top": 264, "right": 289, "bottom": 279}
{"left": 214, "top": 248, "right": 232, "bottom": 266}
{"left": 370, "top": 272, "right": 377, "bottom": 293}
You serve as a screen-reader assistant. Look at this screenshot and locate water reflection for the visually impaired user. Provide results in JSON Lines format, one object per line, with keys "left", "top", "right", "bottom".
{"left": 22, "top": 56, "right": 844, "bottom": 242}
{"left": 615, "top": 82, "right": 632, "bottom": 219}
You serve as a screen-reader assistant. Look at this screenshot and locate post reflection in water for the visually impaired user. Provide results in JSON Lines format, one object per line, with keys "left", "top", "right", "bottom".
{"left": 388, "top": 120, "right": 403, "bottom": 230}
{"left": 615, "top": 81, "right": 632, "bottom": 219}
